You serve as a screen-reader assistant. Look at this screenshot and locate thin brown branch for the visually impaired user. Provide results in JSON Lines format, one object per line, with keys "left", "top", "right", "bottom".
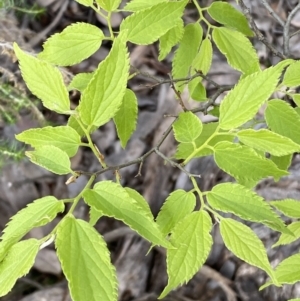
{"left": 238, "top": 0, "right": 286, "bottom": 59}
{"left": 155, "top": 149, "right": 201, "bottom": 178}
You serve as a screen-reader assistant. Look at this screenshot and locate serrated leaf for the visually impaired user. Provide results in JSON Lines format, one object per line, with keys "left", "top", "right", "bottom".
{"left": 172, "top": 22, "right": 203, "bottom": 92}
{"left": 0, "top": 196, "right": 64, "bottom": 261}
{"left": 114, "top": 89, "right": 138, "bottom": 148}
{"left": 124, "top": 0, "right": 167, "bottom": 12}
{"left": 175, "top": 123, "right": 234, "bottom": 160}
{"left": 56, "top": 216, "right": 117, "bottom": 301}
{"left": 282, "top": 61, "right": 300, "bottom": 87}
{"left": 265, "top": 99, "right": 300, "bottom": 145}
{"left": 270, "top": 154, "right": 292, "bottom": 171}
{"left": 219, "top": 64, "right": 288, "bottom": 130}
{"left": 79, "top": 32, "right": 129, "bottom": 127}
{"left": 0, "top": 239, "right": 40, "bottom": 297}
{"left": 192, "top": 37, "right": 213, "bottom": 75}
{"left": 96, "top": 0, "right": 121, "bottom": 11}
{"left": 16, "top": 126, "right": 81, "bottom": 157}
{"left": 188, "top": 77, "right": 207, "bottom": 101}
{"left": 75, "top": 0, "right": 93, "bottom": 7}
{"left": 156, "top": 190, "right": 196, "bottom": 236}
{"left": 26, "top": 145, "right": 72, "bottom": 175}
{"left": 270, "top": 199, "right": 300, "bottom": 218}
{"left": 220, "top": 218, "right": 277, "bottom": 284}
{"left": 207, "top": 183, "right": 288, "bottom": 234}
{"left": 273, "top": 253, "right": 300, "bottom": 284}
{"left": 68, "top": 72, "right": 94, "bottom": 92}
{"left": 173, "top": 112, "right": 203, "bottom": 143}
{"left": 120, "top": 0, "right": 187, "bottom": 45}
{"left": 237, "top": 129, "right": 300, "bottom": 156}
{"left": 214, "top": 142, "right": 288, "bottom": 188}
{"left": 159, "top": 211, "right": 212, "bottom": 299}
{"left": 272, "top": 221, "right": 300, "bottom": 247}
{"left": 208, "top": 2, "right": 253, "bottom": 36}
{"left": 158, "top": 18, "right": 184, "bottom": 61}
{"left": 14, "top": 43, "right": 70, "bottom": 114}
{"left": 83, "top": 181, "right": 170, "bottom": 247}
{"left": 124, "top": 187, "right": 153, "bottom": 220}
{"left": 212, "top": 27, "right": 259, "bottom": 74}
{"left": 38, "top": 23, "right": 104, "bottom": 66}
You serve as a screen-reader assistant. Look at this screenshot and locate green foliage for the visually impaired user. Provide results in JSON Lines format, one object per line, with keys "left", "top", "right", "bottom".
{"left": 56, "top": 216, "right": 117, "bottom": 301}
{"left": 38, "top": 23, "right": 104, "bottom": 66}
{"left": 2, "top": 0, "right": 300, "bottom": 300}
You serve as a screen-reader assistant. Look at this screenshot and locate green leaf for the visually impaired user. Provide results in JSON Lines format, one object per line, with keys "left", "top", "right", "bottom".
{"left": 0, "top": 239, "right": 40, "bottom": 297}
{"left": 75, "top": 0, "right": 93, "bottom": 7}
{"left": 272, "top": 221, "right": 300, "bottom": 247}
{"left": 79, "top": 31, "right": 129, "bottom": 127}
{"left": 156, "top": 190, "right": 196, "bottom": 236}
{"left": 212, "top": 27, "right": 259, "bottom": 74}
{"left": 282, "top": 61, "right": 300, "bottom": 87}
{"left": 270, "top": 199, "right": 300, "bottom": 218}
{"left": 214, "top": 142, "right": 288, "bottom": 188}
{"left": 293, "top": 94, "right": 300, "bottom": 107}
{"left": 124, "top": 187, "right": 153, "bottom": 220}
{"left": 38, "top": 23, "right": 104, "bottom": 66}
{"left": 270, "top": 154, "right": 292, "bottom": 171}
{"left": 68, "top": 72, "right": 94, "bottom": 92}
{"left": 26, "top": 146, "right": 72, "bottom": 175}
{"left": 83, "top": 181, "right": 170, "bottom": 247}
{"left": 158, "top": 19, "right": 184, "bottom": 61}
{"left": 172, "top": 22, "right": 203, "bottom": 92}
{"left": 159, "top": 211, "right": 212, "bottom": 299}
{"left": 237, "top": 129, "right": 300, "bottom": 156}
{"left": 173, "top": 112, "right": 203, "bottom": 143}
{"left": 13, "top": 43, "right": 70, "bottom": 114}
{"left": 175, "top": 123, "right": 234, "bottom": 160}
{"left": 207, "top": 183, "right": 288, "bottom": 234}
{"left": 56, "top": 216, "right": 117, "bottom": 301}
{"left": 120, "top": 0, "right": 188, "bottom": 45}
{"left": 288, "top": 299, "right": 300, "bottom": 301}
{"left": 265, "top": 99, "right": 300, "bottom": 145}
{"left": 208, "top": 2, "right": 253, "bottom": 36}
{"left": 89, "top": 207, "right": 103, "bottom": 226}
{"left": 114, "top": 89, "right": 138, "bottom": 148}
{"left": 0, "top": 196, "right": 64, "bottom": 261}
{"left": 16, "top": 126, "right": 81, "bottom": 157}
{"left": 273, "top": 253, "right": 300, "bottom": 284}
{"left": 67, "top": 115, "right": 86, "bottom": 137}
{"left": 220, "top": 218, "right": 277, "bottom": 284}
{"left": 191, "top": 37, "right": 213, "bottom": 75}
{"left": 188, "top": 77, "right": 207, "bottom": 101}
{"left": 95, "top": 0, "right": 121, "bottom": 11}
{"left": 124, "top": 0, "right": 167, "bottom": 12}
{"left": 219, "top": 64, "right": 287, "bottom": 130}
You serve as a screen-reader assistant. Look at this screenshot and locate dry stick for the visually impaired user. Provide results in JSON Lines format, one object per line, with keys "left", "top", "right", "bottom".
{"left": 29, "top": 0, "right": 69, "bottom": 47}
{"left": 238, "top": 0, "right": 286, "bottom": 59}
{"left": 260, "top": 0, "right": 285, "bottom": 26}
{"left": 283, "top": 1, "right": 300, "bottom": 57}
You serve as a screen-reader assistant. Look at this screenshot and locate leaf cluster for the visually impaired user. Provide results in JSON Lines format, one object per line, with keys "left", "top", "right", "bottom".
{"left": 1, "top": 0, "right": 300, "bottom": 300}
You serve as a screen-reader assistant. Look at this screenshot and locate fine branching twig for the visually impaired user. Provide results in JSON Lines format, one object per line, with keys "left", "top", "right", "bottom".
{"left": 238, "top": 0, "right": 287, "bottom": 59}
{"left": 260, "top": 0, "right": 285, "bottom": 26}
{"left": 283, "top": 1, "right": 300, "bottom": 56}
